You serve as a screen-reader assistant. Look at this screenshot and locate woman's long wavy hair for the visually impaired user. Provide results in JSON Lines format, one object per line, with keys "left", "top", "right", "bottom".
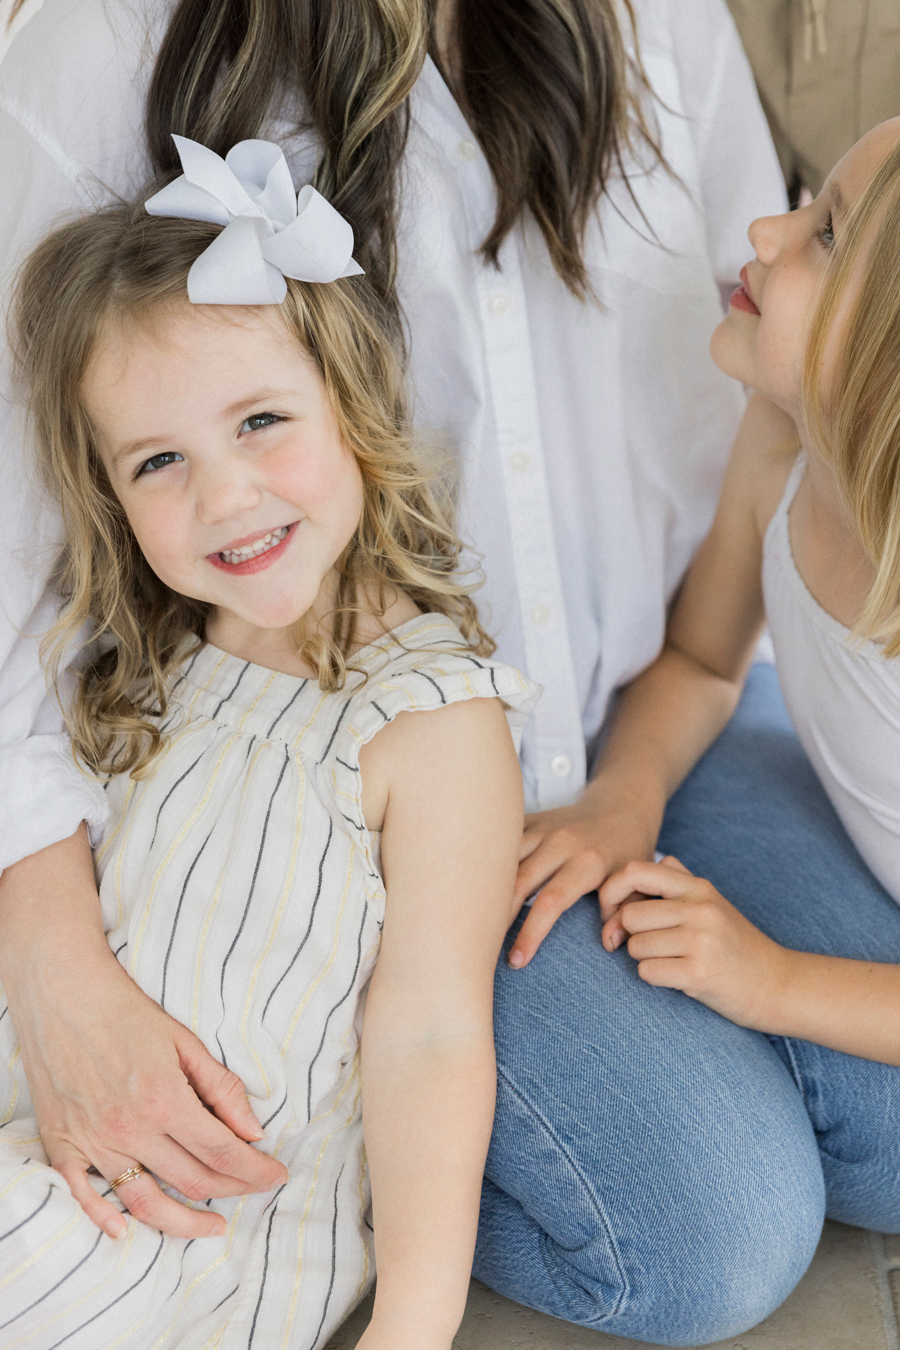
{"left": 146, "top": 0, "right": 665, "bottom": 312}
{"left": 803, "top": 138, "right": 900, "bottom": 658}
{"left": 12, "top": 204, "right": 493, "bottom": 777}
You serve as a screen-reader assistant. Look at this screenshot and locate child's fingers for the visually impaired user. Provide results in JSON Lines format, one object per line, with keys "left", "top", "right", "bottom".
{"left": 601, "top": 913, "right": 627, "bottom": 951}
{"left": 659, "top": 855, "right": 691, "bottom": 874}
{"left": 634, "top": 957, "right": 691, "bottom": 991}
{"left": 599, "top": 859, "right": 695, "bottom": 910}
{"left": 625, "top": 924, "right": 689, "bottom": 961}
{"left": 508, "top": 866, "right": 590, "bottom": 967}
{"left": 617, "top": 898, "right": 686, "bottom": 935}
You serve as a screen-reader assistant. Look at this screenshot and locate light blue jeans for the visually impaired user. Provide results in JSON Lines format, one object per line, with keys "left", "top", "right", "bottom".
{"left": 473, "top": 664, "right": 900, "bottom": 1346}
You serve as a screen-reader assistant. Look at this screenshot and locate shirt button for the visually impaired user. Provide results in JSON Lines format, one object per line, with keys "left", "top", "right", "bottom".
{"left": 551, "top": 754, "right": 572, "bottom": 777}
{"left": 530, "top": 604, "right": 551, "bottom": 626}
{"left": 489, "top": 293, "right": 511, "bottom": 316}
{"left": 456, "top": 138, "right": 477, "bottom": 162}
{"left": 509, "top": 451, "right": 531, "bottom": 472}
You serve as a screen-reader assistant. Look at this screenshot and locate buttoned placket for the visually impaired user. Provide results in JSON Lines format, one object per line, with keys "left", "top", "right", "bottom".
{"left": 447, "top": 131, "right": 586, "bottom": 810}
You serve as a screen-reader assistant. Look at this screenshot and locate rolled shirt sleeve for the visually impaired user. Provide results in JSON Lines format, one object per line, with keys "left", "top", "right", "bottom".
{"left": 0, "top": 110, "right": 107, "bottom": 870}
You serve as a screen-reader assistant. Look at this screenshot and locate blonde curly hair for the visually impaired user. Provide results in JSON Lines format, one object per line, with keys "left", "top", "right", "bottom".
{"left": 12, "top": 201, "right": 493, "bottom": 777}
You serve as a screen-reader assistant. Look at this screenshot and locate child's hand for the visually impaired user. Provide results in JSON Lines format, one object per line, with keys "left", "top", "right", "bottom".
{"left": 509, "top": 791, "right": 663, "bottom": 968}
{"left": 599, "top": 856, "right": 789, "bottom": 1028}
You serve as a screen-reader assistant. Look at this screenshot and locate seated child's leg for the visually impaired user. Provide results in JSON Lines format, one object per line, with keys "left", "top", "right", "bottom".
{"left": 474, "top": 895, "right": 824, "bottom": 1347}
{"left": 659, "top": 660, "right": 900, "bottom": 1232}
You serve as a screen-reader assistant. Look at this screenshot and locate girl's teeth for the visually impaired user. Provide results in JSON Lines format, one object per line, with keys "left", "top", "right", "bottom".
{"left": 220, "top": 525, "right": 289, "bottom": 565}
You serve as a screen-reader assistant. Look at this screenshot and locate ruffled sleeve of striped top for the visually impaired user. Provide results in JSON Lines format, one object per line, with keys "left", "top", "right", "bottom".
{"left": 312, "top": 612, "right": 541, "bottom": 904}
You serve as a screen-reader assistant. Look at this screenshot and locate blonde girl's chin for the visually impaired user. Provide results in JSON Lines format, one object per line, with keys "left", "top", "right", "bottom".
{"left": 709, "top": 315, "right": 752, "bottom": 386}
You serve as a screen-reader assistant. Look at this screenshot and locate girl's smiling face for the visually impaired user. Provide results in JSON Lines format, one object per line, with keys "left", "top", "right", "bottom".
{"left": 711, "top": 118, "right": 900, "bottom": 422}
{"left": 83, "top": 304, "right": 364, "bottom": 658}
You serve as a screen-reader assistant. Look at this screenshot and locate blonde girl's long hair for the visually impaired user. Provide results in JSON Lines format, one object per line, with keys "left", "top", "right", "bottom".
{"left": 804, "top": 138, "right": 900, "bottom": 657}
{"left": 12, "top": 203, "right": 494, "bottom": 778}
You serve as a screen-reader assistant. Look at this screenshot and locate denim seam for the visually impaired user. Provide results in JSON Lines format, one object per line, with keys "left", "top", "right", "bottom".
{"left": 777, "top": 1037, "right": 809, "bottom": 1109}
{"left": 496, "top": 1065, "right": 630, "bottom": 1323}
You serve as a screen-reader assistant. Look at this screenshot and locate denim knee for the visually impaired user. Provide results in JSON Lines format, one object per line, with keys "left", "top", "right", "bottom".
{"left": 475, "top": 1035, "right": 825, "bottom": 1346}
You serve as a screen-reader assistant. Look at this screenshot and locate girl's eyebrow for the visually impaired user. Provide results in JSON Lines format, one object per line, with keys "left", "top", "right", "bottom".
{"left": 222, "top": 387, "right": 297, "bottom": 418}
{"left": 831, "top": 181, "right": 847, "bottom": 220}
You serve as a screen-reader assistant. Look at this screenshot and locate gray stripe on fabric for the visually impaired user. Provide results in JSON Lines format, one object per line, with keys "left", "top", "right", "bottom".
{"left": 371, "top": 702, "right": 389, "bottom": 723}
{"left": 319, "top": 698, "right": 352, "bottom": 763}
{"left": 148, "top": 750, "right": 208, "bottom": 853}
{"left": 46, "top": 1232, "right": 165, "bottom": 1350}
{"left": 266, "top": 681, "right": 308, "bottom": 738}
{"left": 161, "top": 829, "right": 214, "bottom": 1011}
{"left": 216, "top": 748, "right": 291, "bottom": 1064}
{"left": 261, "top": 818, "right": 333, "bottom": 1024}
{"left": 261, "top": 1091, "right": 288, "bottom": 1131}
{"left": 411, "top": 669, "right": 447, "bottom": 704}
{"left": 211, "top": 1284, "right": 239, "bottom": 1314}
{"left": 247, "top": 1183, "right": 288, "bottom": 1349}
{"left": 0, "top": 1184, "right": 52, "bottom": 1243}
{"left": 308, "top": 1167, "right": 345, "bottom": 1350}
{"left": 0, "top": 1229, "right": 103, "bottom": 1330}
{"left": 211, "top": 662, "right": 250, "bottom": 720}
{"left": 306, "top": 908, "right": 366, "bottom": 1118}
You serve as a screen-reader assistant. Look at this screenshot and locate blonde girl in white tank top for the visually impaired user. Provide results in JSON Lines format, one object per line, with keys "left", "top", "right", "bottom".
{"left": 509, "top": 118, "right": 900, "bottom": 1068}
{"left": 0, "top": 142, "right": 538, "bottom": 1349}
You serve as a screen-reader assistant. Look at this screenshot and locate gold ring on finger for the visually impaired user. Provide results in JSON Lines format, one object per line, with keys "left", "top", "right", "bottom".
{"left": 109, "top": 1165, "right": 146, "bottom": 1191}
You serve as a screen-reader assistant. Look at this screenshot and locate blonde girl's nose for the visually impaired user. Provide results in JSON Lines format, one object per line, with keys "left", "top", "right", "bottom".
{"left": 195, "top": 459, "right": 263, "bottom": 526}
{"left": 747, "top": 210, "right": 791, "bottom": 265}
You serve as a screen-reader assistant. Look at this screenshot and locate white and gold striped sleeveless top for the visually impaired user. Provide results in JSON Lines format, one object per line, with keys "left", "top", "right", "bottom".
{"left": 0, "top": 613, "right": 538, "bottom": 1349}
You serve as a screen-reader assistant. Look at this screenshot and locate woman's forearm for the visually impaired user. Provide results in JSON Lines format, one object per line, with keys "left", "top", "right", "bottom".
{"left": 0, "top": 823, "right": 112, "bottom": 994}
{"left": 761, "top": 949, "right": 900, "bottom": 1065}
{"left": 360, "top": 1023, "right": 496, "bottom": 1350}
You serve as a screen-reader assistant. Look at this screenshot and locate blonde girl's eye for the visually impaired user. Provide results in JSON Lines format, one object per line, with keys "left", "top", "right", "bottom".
{"left": 239, "top": 412, "right": 283, "bottom": 435}
{"left": 135, "top": 450, "right": 184, "bottom": 479}
{"left": 815, "top": 212, "right": 835, "bottom": 249}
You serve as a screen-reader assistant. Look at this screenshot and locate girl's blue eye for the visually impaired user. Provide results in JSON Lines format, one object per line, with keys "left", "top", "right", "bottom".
{"left": 135, "top": 451, "right": 183, "bottom": 478}
{"left": 240, "top": 412, "right": 282, "bottom": 435}
{"left": 816, "top": 213, "right": 835, "bottom": 249}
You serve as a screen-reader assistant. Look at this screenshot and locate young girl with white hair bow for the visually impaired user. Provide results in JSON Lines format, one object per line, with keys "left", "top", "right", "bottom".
{"left": 0, "top": 139, "right": 537, "bottom": 1350}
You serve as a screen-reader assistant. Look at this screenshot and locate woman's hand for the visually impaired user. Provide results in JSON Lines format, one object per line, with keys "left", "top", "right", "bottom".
{"left": 0, "top": 828, "right": 287, "bottom": 1239}
{"left": 599, "top": 855, "right": 789, "bottom": 1026}
{"left": 508, "top": 786, "right": 663, "bottom": 968}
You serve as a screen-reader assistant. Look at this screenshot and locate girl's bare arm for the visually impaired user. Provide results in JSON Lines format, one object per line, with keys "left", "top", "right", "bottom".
{"left": 357, "top": 696, "right": 522, "bottom": 1350}
{"left": 0, "top": 826, "right": 287, "bottom": 1237}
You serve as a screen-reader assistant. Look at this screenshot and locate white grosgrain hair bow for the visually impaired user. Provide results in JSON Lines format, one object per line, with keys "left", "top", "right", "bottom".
{"left": 144, "top": 135, "right": 364, "bottom": 304}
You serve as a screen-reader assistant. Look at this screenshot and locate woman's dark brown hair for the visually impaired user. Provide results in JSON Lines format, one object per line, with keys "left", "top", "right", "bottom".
{"left": 145, "top": 0, "right": 664, "bottom": 326}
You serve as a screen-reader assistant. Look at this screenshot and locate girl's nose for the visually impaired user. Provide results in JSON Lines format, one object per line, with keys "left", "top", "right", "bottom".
{"left": 748, "top": 211, "right": 790, "bottom": 265}
{"left": 195, "top": 460, "right": 263, "bottom": 526}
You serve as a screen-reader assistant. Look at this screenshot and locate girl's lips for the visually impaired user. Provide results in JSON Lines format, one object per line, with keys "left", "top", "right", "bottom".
{"left": 730, "top": 265, "right": 761, "bottom": 316}
{"left": 729, "top": 284, "right": 761, "bottom": 316}
{"left": 206, "top": 520, "right": 298, "bottom": 575}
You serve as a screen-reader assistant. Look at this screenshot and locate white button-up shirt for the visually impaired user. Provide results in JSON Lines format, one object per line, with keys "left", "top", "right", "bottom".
{"left": 0, "top": 0, "right": 785, "bottom": 868}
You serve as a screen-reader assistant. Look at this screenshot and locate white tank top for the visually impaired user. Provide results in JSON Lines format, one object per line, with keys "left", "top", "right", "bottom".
{"left": 762, "top": 454, "right": 900, "bottom": 904}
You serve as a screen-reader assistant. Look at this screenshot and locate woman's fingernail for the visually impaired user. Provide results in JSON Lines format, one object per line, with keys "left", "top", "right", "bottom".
{"left": 105, "top": 1216, "right": 126, "bottom": 1239}
{"left": 508, "top": 949, "right": 525, "bottom": 968}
